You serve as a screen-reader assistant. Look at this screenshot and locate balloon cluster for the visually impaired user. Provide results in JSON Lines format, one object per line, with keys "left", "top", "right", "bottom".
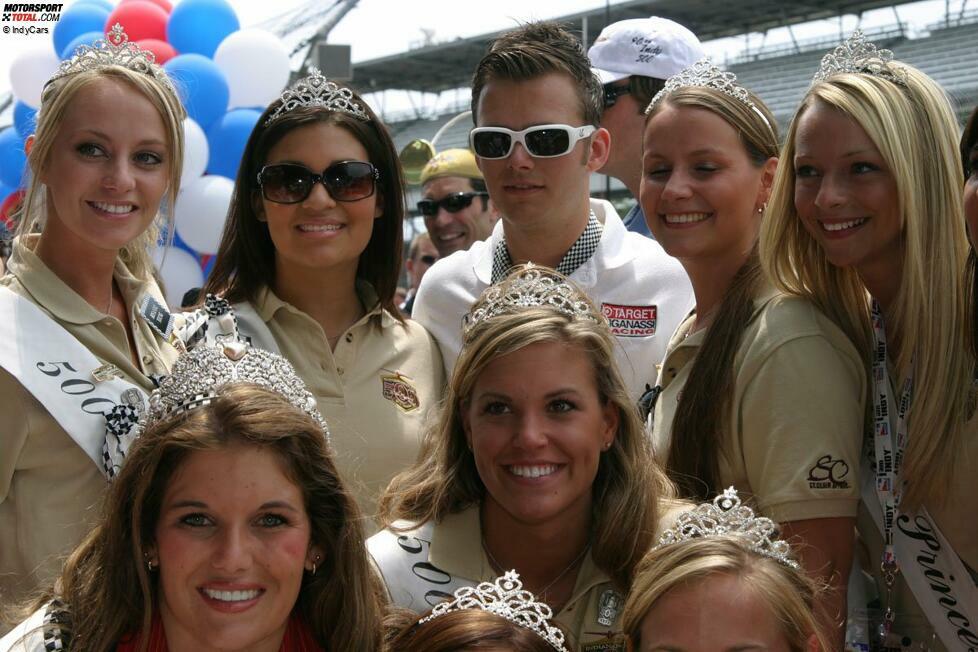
{"left": 3, "top": 0, "right": 292, "bottom": 306}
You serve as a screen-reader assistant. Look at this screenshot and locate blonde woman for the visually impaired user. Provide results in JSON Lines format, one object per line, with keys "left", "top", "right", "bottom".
{"left": 369, "top": 266, "right": 685, "bottom": 650}
{"left": 622, "top": 488, "right": 829, "bottom": 652}
{"left": 761, "top": 32, "right": 978, "bottom": 649}
{"left": 0, "top": 25, "right": 185, "bottom": 623}
{"left": 641, "top": 60, "right": 864, "bottom": 645}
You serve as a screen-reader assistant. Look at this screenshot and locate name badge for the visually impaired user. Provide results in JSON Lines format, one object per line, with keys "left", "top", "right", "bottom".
{"left": 139, "top": 295, "right": 175, "bottom": 340}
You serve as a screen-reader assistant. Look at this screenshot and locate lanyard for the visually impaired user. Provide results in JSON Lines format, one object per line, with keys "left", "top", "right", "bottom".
{"left": 870, "top": 299, "right": 913, "bottom": 637}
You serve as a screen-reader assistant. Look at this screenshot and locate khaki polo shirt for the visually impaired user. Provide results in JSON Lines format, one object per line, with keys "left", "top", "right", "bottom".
{"left": 651, "top": 288, "right": 865, "bottom": 523}
{"left": 0, "top": 236, "right": 179, "bottom": 627}
{"left": 249, "top": 286, "right": 445, "bottom": 526}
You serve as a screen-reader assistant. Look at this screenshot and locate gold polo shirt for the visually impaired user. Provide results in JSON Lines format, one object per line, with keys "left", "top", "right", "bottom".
{"left": 0, "top": 236, "right": 179, "bottom": 628}
{"left": 651, "top": 288, "right": 865, "bottom": 522}
{"left": 249, "top": 286, "right": 445, "bottom": 526}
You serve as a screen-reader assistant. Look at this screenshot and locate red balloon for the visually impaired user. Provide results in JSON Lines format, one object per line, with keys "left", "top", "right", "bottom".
{"left": 0, "top": 190, "right": 24, "bottom": 229}
{"left": 121, "top": 0, "right": 173, "bottom": 12}
{"left": 136, "top": 38, "right": 176, "bottom": 64}
{"left": 105, "top": 1, "right": 169, "bottom": 43}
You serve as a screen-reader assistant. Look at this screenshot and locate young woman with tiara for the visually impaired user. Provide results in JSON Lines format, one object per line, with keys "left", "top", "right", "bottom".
{"left": 641, "top": 60, "right": 864, "bottom": 644}
{"left": 0, "top": 24, "right": 186, "bottom": 623}
{"left": 762, "top": 32, "right": 978, "bottom": 650}
{"left": 0, "top": 318, "right": 384, "bottom": 652}
{"left": 622, "top": 488, "right": 829, "bottom": 651}
{"left": 202, "top": 71, "right": 444, "bottom": 525}
{"left": 369, "top": 265, "right": 686, "bottom": 650}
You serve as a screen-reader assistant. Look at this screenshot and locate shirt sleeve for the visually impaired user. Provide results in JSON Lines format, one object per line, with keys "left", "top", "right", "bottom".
{"left": 737, "top": 333, "right": 865, "bottom": 523}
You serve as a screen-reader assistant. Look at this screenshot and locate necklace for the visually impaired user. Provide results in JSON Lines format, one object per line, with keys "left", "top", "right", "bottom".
{"left": 482, "top": 537, "right": 590, "bottom": 603}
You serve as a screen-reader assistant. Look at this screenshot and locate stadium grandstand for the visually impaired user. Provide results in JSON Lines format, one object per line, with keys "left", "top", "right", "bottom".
{"left": 344, "top": 0, "right": 978, "bottom": 226}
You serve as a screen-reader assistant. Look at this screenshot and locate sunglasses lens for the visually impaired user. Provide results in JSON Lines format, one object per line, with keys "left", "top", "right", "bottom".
{"left": 261, "top": 165, "right": 312, "bottom": 203}
{"left": 420, "top": 255, "right": 437, "bottom": 265}
{"left": 325, "top": 161, "right": 376, "bottom": 201}
{"left": 525, "top": 128, "right": 571, "bottom": 157}
{"left": 472, "top": 131, "right": 513, "bottom": 158}
{"left": 442, "top": 194, "right": 473, "bottom": 212}
{"left": 417, "top": 200, "right": 438, "bottom": 216}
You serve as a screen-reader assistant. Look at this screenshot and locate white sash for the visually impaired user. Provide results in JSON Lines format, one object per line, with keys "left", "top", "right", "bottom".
{"left": 862, "top": 463, "right": 978, "bottom": 649}
{"left": 367, "top": 521, "right": 474, "bottom": 613}
{"left": 233, "top": 301, "right": 281, "bottom": 355}
{"left": 0, "top": 288, "right": 145, "bottom": 473}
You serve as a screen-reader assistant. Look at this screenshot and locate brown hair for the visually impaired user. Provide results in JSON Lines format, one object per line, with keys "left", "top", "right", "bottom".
{"left": 963, "top": 104, "right": 978, "bottom": 360}
{"left": 622, "top": 537, "right": 828, "bottom": 652}
{"left": 204, "top": 84, "right": 405, "bottom": 321}
{"left": 385, "top": 607, "right": 559, "bottom": 652}
{"left": 378, "top": 267, "right": 678, "bottom": 590}
{"left": 629, "top": 76, "right": 667, "bottom": 115}
{"left": 471, "top": 21, "right": 603, "bottom": 127}
{"left": 22, "top": 384, "right": 384, "bottom": 652}
{"left": 645, "top": 87, "right": 779, "bottom": 499}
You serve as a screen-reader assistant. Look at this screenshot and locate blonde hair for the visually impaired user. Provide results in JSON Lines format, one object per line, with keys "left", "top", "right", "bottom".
{"left": 759, "top": 63, "right": 971, "bottom": 509}
{"left": 20, "top": 384, "right": 384, "bottom": 652}
{"left": 378, "top": 267, "right": 677, "bottom": 589}
{"left": 622, "top": 537, "right": 828, "bottom": 652}
{"left": 16, "top": 65, "right": 186, "bottom": 280}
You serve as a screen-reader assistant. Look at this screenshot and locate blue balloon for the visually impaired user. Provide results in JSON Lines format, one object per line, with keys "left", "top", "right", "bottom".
{"left": 0, "top": 128, "right": 27, "bottom": 189}
{"left": 166, "top": 0, "right": 239, "bottom": 58}
{"left": 53, "top": 4, "right": 110, "bottom": 59}
{"left": 59, "top": 30, "right": 104, "bottom": 61}
{"left": 205, "top": 109, "right": 259, "bottom": 179}
{"left": 0, "top": 183, "right": 13, "bottom": 204}
{"left": 13, "top": 102, "right": 37, "bottom": 140}
{"left": 73, "top": 0, "right": 114, "bottom": 11}
{"left": 163, "top": 54, "right": 229, "bottom": 129}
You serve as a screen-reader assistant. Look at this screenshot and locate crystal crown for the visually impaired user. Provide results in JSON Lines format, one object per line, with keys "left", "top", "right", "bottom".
{"left": 48, "top": 24, "right": 175, "bottom": 94}
{"left": 655, "top": 487, "right": 800, "bottom": 569}
{"left": 265, "top": 68, "right": 369, "bottom": 125}
{"left": 463, "top": 265, "right": 601, "bottom": 336}
{"left": 646, "top": 58, "right": 761, "bottom": 118}
{"left": 811, "top": 29, "right": 907, "bottom": 86}
{"left": 419, "top": 571, "right": 568, "bottom": 651}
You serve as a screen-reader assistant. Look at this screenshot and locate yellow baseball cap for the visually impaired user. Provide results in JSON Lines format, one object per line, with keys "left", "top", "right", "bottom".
{"left": 420, "top": 148, "right": 483, "bottom": 185}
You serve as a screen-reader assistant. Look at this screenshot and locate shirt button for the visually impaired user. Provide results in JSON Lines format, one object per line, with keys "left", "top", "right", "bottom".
{"left": 142, "top": 354, "right": 153, "bottom": 364}
{"left": 337, "top": 367, "right": 344, "bottom": 375}
{"left": 345, "top": 333, "right": 353, "bottom": 342}
{"left": 103, "top": 318, "right": 113, "bottom": 326}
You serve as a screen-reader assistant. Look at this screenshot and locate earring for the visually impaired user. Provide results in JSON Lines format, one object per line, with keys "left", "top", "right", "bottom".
{"left": 143, "top": 552, "right": 157, "bottom": 572}
{"left": 310, "top": 554, "right": 321, "bottom": 576}
{"left": 603, "top": 441, "right": 612, "bottom": 451}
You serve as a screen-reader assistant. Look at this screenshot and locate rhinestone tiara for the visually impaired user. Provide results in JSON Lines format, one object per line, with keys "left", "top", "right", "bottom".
{"left": 47, "top": 24, "right": 175, "bottom": 93}
{"left": 811, "top": 29, "right": 907, "bottom": 87}
{"left": 462, "top": 265, "right": 601, "bottom": 336}
{"left": 265, "top": 67, "right": 369, "bottom": 125}
{"left": 655, "top": 488, "right": 800, "bottom": 569}
{"left": 419, "top": 571, "right": 569, "bottom": 652}
{"left": 645, "top": 58, "right": 771, "bottom": 130}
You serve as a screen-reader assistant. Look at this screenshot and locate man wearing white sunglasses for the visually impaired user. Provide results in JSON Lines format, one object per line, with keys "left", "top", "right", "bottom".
{"left": 413, "top": 21, "right": 693, "bottom": 403}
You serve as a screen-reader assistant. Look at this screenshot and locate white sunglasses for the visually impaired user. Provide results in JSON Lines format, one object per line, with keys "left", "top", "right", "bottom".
{"left": 469, "top": 124, "right": 597, "bottom": 159}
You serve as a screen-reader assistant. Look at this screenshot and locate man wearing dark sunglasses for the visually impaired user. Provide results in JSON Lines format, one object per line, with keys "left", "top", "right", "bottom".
{"left": 418, "top": 148, "right": 496, "bottom": 257}
{"left": 588, "top": 17, "right": 704, "bottom": 238}
{"left": 401, "top": 232, "right": 439, "bottom": 316}
{"left": 413, "top": 22, "right": 694, "bottom": 405}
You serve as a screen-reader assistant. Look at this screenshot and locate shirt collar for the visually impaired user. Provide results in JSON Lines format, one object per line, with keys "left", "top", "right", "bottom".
{"left": 491, "top": 211, "right": 603, "bottom": 284}
{"left": 254, "top": 281, "right": 396, "bottom": 329}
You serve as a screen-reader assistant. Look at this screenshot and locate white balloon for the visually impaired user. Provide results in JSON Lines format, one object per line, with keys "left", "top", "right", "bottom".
{"left": 180, "top": 118, "right": 209, "bottom": 190}
{"left": 153, "top": 247, "right": 204, "bottom": 308}
{"left": 214, "top": 29, "right": 290, "bottom": 109}
{"left": 9, "top": 45, "right": 61, "bottom": 108}
{"left": 174, "top": 175, "right": 234, "bottom": 255}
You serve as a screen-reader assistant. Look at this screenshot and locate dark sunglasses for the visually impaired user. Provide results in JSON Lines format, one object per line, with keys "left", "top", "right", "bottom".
{"left": 419, "top": 254, "right": 437, "bottom": 265}
{"left": 469, "top": 124, "right": 596, "bottom": 159}
{"left": 417, "top": 191, "right": 489, "bottom": 217}
{"left": 603, "top": 82, "right": 632, "bottom": 109}
{"left": 257, "top": 161, "right": 379, "bottom": 204}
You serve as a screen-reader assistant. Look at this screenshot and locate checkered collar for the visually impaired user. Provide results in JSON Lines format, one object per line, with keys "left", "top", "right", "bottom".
{"left": 491, "top": 211, "right": 602, "bottom": 284}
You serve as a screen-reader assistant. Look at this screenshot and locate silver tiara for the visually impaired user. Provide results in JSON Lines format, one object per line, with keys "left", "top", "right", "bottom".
{"left": 462, "top": 265, "right": 600, "bottom": 336}
{"left": 655, "top": 488, "right": 800, "bottom": 569}
{"left": 419, "top": 571, "right": 568, "bottom": 652}
{"left": 811, "top": 29, "right": 907, "bottom": 86}
{"left": 47, "top": 24, "right": 174, "bottom": 93}
{"left": 265, "top": 68, "right": 368, "bottom": 125}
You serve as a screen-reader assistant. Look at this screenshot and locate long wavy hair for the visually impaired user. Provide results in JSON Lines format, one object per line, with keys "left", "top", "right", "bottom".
{"left": 378, "top": 267, "right": 678, "bottom": 590}
{"left": 644, "top": 86, "right": 779, "bottom": 500}
{"left": 622, "top": 536, "right": 828, "bottom": 652}
{"left": 15, "top": 64, "right": 185, "bottom": 280}
{"left": 204, "top": 81, "right": 405, "bottom": 320}
{"left": 21, "top": 384, "right": 384, "bottom": 652}
{"left": 760, "top": 63, "right": 971, "bottom": 509}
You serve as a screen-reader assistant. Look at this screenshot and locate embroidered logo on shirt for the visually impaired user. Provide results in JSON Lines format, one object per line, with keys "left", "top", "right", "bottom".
{"left": 381, "top": 372, "right": 420, "bottom": 412}
{"left": 582, "top": 636, "right": 626, "bottom": 652}
{"left": 807, "top": 454, "right": 851, "bottom": 489}
{"left": 596, "top": 589, "right": 624, "bottom": 627}
{"left": 601, "top": 303, "right": 656, "bottom": 337}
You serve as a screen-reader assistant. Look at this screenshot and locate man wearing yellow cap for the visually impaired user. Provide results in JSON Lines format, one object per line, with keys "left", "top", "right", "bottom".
{"left": 417, "top": 149, "right": 496, "bottom": 257}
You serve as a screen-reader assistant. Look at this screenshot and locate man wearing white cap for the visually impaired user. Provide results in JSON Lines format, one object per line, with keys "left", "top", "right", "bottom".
{"left": 588, "top": 17, "right": 704, "bottom": 237}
